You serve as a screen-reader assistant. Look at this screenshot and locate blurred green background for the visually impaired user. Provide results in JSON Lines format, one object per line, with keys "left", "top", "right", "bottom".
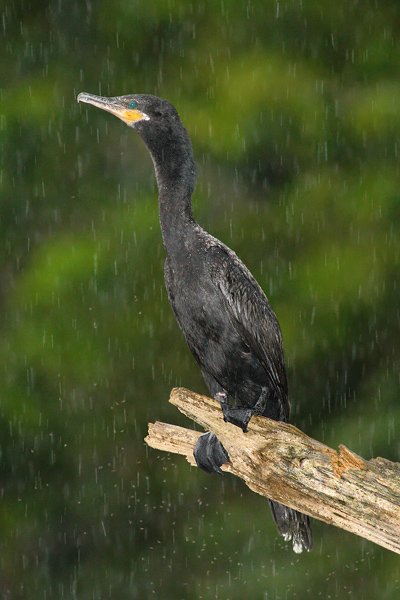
{"left": 1, "top": 0, "right": 400, "bottom": 597}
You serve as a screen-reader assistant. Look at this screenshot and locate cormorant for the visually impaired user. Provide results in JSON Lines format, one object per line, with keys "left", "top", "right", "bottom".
{"left": 77, "top": 92, "right": 312, "bottom": 553}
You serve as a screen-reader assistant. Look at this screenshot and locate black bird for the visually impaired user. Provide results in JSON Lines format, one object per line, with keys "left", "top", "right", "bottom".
{"left": 77, "top": 92, "right": 312, "bottom": 553}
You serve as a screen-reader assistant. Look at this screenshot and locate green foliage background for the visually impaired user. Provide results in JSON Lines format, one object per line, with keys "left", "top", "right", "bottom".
{"left": 1, "top": 0, "right": 400, "bottom": 597}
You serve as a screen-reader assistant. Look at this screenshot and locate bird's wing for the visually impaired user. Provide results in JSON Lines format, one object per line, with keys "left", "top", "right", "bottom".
{"left": 209, "top": 243, "right": 289, "bottom": 418}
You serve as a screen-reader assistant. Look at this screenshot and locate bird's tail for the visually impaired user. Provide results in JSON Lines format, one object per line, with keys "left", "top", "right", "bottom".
{"left": 269, "top": 500, "right": 312, "bottom": 553}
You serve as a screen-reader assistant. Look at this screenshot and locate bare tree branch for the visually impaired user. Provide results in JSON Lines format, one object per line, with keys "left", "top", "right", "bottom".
{"left": 145, "top": 387, "right": 400, "bottom": 554}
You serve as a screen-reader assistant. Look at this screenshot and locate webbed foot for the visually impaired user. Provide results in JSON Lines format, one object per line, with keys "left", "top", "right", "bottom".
{"left": 216, "top": 388, "right": 269, "bottom": 432}
{"left": 216, "top": 391, "right": 252, "bottom": 432}
{"left": 193, "top": 432, "right": 229, "bottom": 474}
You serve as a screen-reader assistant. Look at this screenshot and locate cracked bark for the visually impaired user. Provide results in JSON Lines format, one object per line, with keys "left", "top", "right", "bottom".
{"left": 145, "top": 387, "right": 400, "bottom": 554}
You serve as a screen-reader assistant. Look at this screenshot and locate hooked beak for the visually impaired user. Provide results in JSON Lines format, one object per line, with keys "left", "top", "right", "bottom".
{"left": 77, "top": 92, "right": 149, "bottom": 125}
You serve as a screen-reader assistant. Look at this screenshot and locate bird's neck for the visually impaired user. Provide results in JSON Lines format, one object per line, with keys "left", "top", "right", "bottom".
{"left": 158, "top": 191, "right": 194, "bottom": 257}
{"left": 143, "top": 126, "right": 197, "bottom": 258}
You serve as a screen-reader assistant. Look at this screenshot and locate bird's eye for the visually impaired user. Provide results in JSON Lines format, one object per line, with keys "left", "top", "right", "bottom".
{"left": 129, "top": 100, "right": 138, "bottom": 109}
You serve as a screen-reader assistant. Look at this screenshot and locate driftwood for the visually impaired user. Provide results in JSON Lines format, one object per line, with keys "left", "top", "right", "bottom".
{"left": 145, "top": 387, "right": 400, "bottom": 554}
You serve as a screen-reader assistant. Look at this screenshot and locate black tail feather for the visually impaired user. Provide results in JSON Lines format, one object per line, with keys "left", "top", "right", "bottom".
{"left": 269, "top": 500, "right": 312, "bottom": 553}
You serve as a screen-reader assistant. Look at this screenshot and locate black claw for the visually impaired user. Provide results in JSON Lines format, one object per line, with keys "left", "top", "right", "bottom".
{"left": 216, "top": 387, "right": 270, "bottom": 431}
{"left": 220, "top": 404, "right": 253, "bottom": 432}
{"left": 215, "top": 391, "right": 250, "bottom": 432}
{"left": 193, "top": 432, "right": 229, "bottom": 474}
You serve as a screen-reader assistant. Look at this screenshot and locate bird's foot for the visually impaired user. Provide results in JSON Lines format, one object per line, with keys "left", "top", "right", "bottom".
{"left": 193, "top": 432, "right": 229, "bottom": 474}
{"left": 215, "top": 388, "right": 269, "bottom": 432}
{"left": 222, "top": 406, "right": 254, "bottom": 432}
{"left": 215, "top": 392, "right": 252, "bottom": 432}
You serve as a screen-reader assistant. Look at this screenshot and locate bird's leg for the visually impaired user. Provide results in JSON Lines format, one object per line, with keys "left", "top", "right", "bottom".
{"left": 216, "top": 391, "right": 253, "bottom": 433}
{"left": 252, "top": 386, "right": 269, "bottom": 416}
{"left": 216, "top": 388, "right": 269, "bottom": 433}
{"left": 193, "top": 432, "right": 229, "bottom": 474}
{"left": 194, "top": 388, "right": 270, "bottom": 472}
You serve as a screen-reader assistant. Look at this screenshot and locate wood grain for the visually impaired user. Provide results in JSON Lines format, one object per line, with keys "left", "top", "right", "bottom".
{"left": 145, "top": 387, "right": 400, "bottom": 554}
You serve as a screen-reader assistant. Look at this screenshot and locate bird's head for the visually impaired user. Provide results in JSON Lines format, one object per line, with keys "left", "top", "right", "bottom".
{"left": 77, "top": 92, "right": 180, "bottom": 135}
{"left": 77, "top": 92, "right": 195, "bottom": 190}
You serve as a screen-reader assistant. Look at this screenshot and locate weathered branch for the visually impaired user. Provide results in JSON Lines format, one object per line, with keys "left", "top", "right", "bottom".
{"left": 145, "top": 387, "right": 400, "bottom": 554}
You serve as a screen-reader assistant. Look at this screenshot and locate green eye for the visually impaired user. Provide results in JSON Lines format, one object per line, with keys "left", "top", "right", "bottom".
{"left": 129, "top": 100, "right": 138, "bottom": 109}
